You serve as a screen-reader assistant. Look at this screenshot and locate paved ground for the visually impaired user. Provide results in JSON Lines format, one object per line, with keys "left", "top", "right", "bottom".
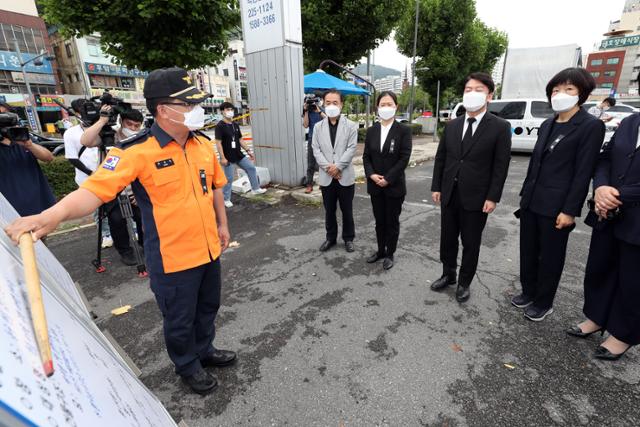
{"left": 48, "top": 155, "right": 640, "bottom": 426}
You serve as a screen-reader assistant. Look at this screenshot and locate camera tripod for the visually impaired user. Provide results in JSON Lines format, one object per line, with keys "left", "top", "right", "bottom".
{"left": 92, "top": 144, "right": 147, "bottom": 277}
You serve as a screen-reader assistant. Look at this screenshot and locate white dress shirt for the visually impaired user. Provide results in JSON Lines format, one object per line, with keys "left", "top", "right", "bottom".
{"left": 462, "top": 110, "right": 486, "bottom": 138}
{"left": 380, "top": 120, "right": 394, "bottom": 151}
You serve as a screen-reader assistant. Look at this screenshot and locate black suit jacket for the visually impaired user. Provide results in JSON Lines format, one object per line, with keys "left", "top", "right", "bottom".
{"left": 363, "top": 121, "right": 413, "bottom": 198}
{"left": 589, "top": 113, "right": 640, "bottom": 245}
{"left": 431, "top": 112, "right": 512, "bottom": 210}
{"left": 519, "top": 108, "right": 605, "bottom": 218}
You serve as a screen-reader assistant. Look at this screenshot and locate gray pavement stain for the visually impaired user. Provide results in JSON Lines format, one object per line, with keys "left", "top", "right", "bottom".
{"left": 45, "top": 157, "right": 640, "bottom": 426}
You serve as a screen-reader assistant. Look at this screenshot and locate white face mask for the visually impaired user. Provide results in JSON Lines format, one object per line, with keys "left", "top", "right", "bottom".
{"left": 167, "top": 105, "right": 205, "bottom": 130}
{"left": 223, "top": 110, "right": 234, "bottom": 119}
{"left": 378, "top": 106, "right": 396, "bottom": 121}
{"left": 121, "top": 127, "right": 137, "bottom": 138}
{"left": 325, "top": 105, "right": 341, "bottom": 118}
{"left": 462, "top": 91, "right": 488, "bottom": 112}
{"left": 551, "top": 92, "right": 579, "bottom": 113}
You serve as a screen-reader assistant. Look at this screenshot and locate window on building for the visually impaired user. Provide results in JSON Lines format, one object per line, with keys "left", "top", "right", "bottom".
{"left": 65, "top": 43, "right": 73, "bottom": 58}
{"left": 53, "top": 45, "right": 61, "bottom": 60}
{"left": 607, "top": 57, "right": 621, "bottom": 65}
{"left": 12, "top": 26, "right": 29, "bottom": 54}
{"left": 86, "top": 38, "right": 101, "bottom": 57}
{"left": 31, "top": 29, "right": 44, "bottom": 53}
{"left": 600, "top": 83, "right": 614, "bottom": 88}
{"left": 67, "top": 74, "right": 72, "bottom": 83}
{"left": 604, "top": 70, "right": 617, "bottom": 77}
{"left": 591, "top": 72, "right": 601, "bottom": 77}
{"left": 487, "top": 101, "right": 526, "bottom": 120}
{"left": 223, "top": 69, "right": 229, "bottom": 77}
{"left": 0, "top": 24, "right": 8, "bottom": 51}
{"left": 591, "top": 59, "right": 603, "bottom": 66}
{"left": 75, "top": 73, "right": 80, "bottom": 82}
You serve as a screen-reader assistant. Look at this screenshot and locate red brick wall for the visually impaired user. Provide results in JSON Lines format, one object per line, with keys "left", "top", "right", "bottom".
{"left": 585, "top": 50, "right": 625, "bottom": 92}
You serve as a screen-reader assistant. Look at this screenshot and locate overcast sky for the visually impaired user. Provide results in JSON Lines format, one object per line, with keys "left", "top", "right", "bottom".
{"left": 369, "top": 0, "right": 627, "bottom": 71}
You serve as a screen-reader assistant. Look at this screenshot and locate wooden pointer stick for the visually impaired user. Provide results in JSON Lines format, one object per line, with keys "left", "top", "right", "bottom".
{"left": 18, "top": 233, "right": 54, "bottom": 377}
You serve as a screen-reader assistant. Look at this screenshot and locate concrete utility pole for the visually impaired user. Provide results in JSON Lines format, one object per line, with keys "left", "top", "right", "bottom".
{"left": 408, "top": 0, "right": 420, "bottom": 121}
{"left": 366, "top": 52, "right": 371, "bottom": 129}
{"left": 240, "top": 0, "right": 305, "bottom": 186}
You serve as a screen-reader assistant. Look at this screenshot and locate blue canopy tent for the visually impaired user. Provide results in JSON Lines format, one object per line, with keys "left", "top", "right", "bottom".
{"left": 304, "top": 70, "right": 370, "bottom": 96}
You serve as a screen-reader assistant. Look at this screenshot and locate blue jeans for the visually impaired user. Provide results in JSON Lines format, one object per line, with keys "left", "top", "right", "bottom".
{"left": 223, "top": 156, "right": 261, "bottom": 201}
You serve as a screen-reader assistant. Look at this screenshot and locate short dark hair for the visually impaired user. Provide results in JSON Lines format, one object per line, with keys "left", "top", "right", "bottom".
{"left": 376, "top": 91, "right": 398, "bottom": 106}
{"left": 146, "top": 97, "right": 172, "bottom": 117}
{"left": 323, "top": 89, "right": 344, "bottom": 103}
{"left": 220, "top": 102, "right": 235, "bottom": 111}
{"left": 464, "top": 72, "right": 495, "bottom": 93}
{"left": 603, "top": 97, "right": 616, "bottom": 107}
{"left": 545, "top": 67, "right": 595, "bottom": 105}
{"left": 70, "top": 98, "right": 87, "bottom": 114}
{"left": 120, "top": 108, "right": 143, "bottom": 123}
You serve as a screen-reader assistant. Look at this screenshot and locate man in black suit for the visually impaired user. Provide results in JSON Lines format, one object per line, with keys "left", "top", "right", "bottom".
{"left": 430, "top": 72, "right": 512, "bottom": 302}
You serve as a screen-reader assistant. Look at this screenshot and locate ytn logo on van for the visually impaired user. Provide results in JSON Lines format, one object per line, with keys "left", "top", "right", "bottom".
{"left": 512, "top": 126, "right": 540, "bottom": 136}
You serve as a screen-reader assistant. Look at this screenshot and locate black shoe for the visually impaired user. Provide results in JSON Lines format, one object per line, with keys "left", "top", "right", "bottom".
{"left": 201, "top": 349, "right": 237, "bottom": 367}
{"left": 383, "top": 256, "right": 394, "bottom": 270}
{"left": 455, "top": 284, "right": 470, "bottom": 303}
{"left": 524, "top": 305, "right": 554, "bottom": 322}
{"left": 319, "top": 240, "right": 336, "bottom": 252}
{"left": 566, "top": 325, "right": 604, "bottom": 339}
{"left": 345, "top": 241, "right": 355, "bottom": 252}
{"left": 120, "top": 251, "right": 137, "bottom": 266}
{"left": 594, "top": 345, "right": 633, "bottom": 361}
{"left": 430, "top": 274, "right": 456, "bottom": 291}
{"left": 366, "top": 252, "right": 384, "bottom": 263}
{"left": 511, "top": 294, "right": 534, "bottom": 309}
{"left": 181, "top": 369, "right": 218, "bottom": 395}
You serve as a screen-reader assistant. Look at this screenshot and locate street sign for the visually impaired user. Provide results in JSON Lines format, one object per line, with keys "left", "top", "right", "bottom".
{"left": 240, "top": 0, "right": 284, "bottom": 54}
{"left": 23, "top": 95, "right": 38, "bottom": 132}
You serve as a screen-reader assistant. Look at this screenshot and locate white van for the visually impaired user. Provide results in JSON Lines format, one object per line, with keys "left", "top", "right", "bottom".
{"left": 451, "top": 98, "right": 614, "bottom": 153}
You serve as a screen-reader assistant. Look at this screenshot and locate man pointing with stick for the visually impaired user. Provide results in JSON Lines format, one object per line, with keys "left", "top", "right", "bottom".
{"left": 5, "top": 67, "right": 237, "bottom": 395}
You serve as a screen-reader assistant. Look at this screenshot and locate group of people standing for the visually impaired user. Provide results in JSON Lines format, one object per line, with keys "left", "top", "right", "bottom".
{"left": 306, "top": 68, "right": 638, "bottom": 362}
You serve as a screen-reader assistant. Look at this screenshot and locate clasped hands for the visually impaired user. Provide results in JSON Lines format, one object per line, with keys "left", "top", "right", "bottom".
{"left": 370, "top": 174, "right": 389, "bottom": 187}
{"left": 326, "top": 164, "right": 342, "bottom": 180}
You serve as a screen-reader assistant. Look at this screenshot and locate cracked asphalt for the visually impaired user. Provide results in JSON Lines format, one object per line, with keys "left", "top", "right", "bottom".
{"left": 47, "top": 155, "right": 640, "bottom": 426}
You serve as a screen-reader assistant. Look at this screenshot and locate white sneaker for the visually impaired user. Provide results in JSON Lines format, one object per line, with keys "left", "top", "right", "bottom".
{"left": 250, "top": 188, "right": 267, "bottom": 195}
{"left": 101, "top": 236, "right": 113, "bottom": 248}
{"left": 224, "top": 200, "right": 234, "bottom": 208}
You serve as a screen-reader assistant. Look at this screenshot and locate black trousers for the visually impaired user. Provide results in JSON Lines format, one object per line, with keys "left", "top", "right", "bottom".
{"left": 519, "top": 209, "right": 573, "bottom": 309}
{"left": 440, "top": 187, "right": 488, "bottom": 286}
{"left": 305, "top": 137, "right": 318, "bottom": 185}
{"left": 150, "top": 259, "right": 221, "bottom": 376}
{"left": 320, "top": 179, "right": 355, "bottom": 242}
{"left": 583, "top": 226, "right": 640, "bottom": 345}
{"left": 370, "top": 193, "right": 404, "bottom": 256}
{"left": 106, "top": 199, "right": 144, "bottom": 256}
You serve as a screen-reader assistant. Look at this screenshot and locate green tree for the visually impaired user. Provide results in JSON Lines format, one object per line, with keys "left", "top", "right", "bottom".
{"left": 395, "top": 0, "right": 507, "bottom": 102}
{"left": 40, "top": 0, "right": 240, "bottom": 71}
{"left": 397, "top": 86, "right": 430, "bottom": 114}
{"left": 301, "top": 0, "right": 404, "bottom": 73}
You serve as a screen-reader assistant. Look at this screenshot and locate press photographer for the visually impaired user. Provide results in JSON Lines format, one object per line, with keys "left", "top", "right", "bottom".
{"left": 0, "top": 110, "right": 56, "bottom": 217}
{"left": 302, "top": 93, "right": 325, "bottom": 193}
{"left": 74, "top": 93, "right": 144, "bottom": 267}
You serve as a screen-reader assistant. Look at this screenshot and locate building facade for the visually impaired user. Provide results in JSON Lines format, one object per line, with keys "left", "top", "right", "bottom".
{"left": 374, "top": 75, "right": 403, "bottom": 94}
{"left": 0, "top": 0, "right": 63, "bottom": 129}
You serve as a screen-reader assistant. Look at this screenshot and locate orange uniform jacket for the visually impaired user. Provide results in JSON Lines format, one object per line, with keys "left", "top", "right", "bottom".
{"left": 82, "top": 123, "right": 227, "bottom": 274}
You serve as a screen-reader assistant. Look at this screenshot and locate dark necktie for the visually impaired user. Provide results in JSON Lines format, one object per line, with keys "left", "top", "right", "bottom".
{"left": 462, "top": 117, "right": 476, "bottom": 150}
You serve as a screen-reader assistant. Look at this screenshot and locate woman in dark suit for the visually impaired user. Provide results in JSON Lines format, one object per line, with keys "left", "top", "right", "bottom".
{"left": 566, "top": 107, "right": 640, "bottom": 360}
{"left": 362, "top": 91, "right": 412, "bottom": 270}
{"left": 513, "top": 68, "right": 605, "bottom": 322}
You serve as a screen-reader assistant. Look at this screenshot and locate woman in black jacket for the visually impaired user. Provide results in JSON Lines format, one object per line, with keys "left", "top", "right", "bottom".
{"left": 362, "top": 91, "right": 412, "bottom": 270}
{"left": 513, "top": 68, "right": 605, "bottom": 322}
{"left": 566, "top": 108, "right": 640, "bottom": 360}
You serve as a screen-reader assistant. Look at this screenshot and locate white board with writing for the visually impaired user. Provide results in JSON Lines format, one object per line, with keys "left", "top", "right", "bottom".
{"left": 0, "top": 252, "right": 177, "bottom": 427}
{"left": 240, "top": 0, "right": 284, "bottom": 54}
{"left": 0, "top": 193, "right": 89, "bottom": 318}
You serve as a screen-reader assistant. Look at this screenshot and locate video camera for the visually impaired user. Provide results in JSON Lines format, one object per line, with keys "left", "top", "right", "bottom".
{"left": 0, "top": 112, "right": 30, "bottom": 142}
{"left": 77, "top": 91, "right": 132, "bottom": 148}
{"left": 304, "top": 93, "right": 321, "bottom": 111}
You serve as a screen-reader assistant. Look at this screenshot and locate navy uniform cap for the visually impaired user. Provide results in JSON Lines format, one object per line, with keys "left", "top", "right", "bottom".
{"left": 143, "top": 67, "right": 211, "bottom": 103}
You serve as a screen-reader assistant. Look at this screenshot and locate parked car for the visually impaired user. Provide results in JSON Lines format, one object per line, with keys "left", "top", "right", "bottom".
{"left": 451, "top": 98, "right": 614, "bottom": 153}
{"left": 30, "top": 132, "right": 65, "bottom": 156}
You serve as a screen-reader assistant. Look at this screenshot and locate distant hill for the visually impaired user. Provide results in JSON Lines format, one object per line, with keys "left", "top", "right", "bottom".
{"left": 352, "top": 64, "right": 402, "bottom": 80}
